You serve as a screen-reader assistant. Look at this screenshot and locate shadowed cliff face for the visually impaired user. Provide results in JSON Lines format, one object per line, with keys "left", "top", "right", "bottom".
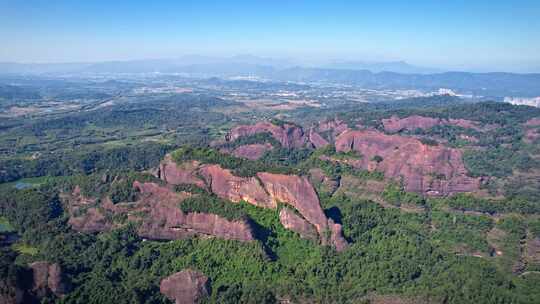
{"left": 0, "top": 261, "right": 70, "bottom": 304}
{"left": 335, "top": 130, "right": 480, "bottom": 196}
{"left": 279, "top": 208, "right": 318, "bottom": 240}
{"left": 29, "top": 261, "right": 69, "bottom": 299}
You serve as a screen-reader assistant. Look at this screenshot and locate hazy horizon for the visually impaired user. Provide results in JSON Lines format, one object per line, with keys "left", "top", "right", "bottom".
{"left": 1, "top": 1, "right": 540, "bottom": 73}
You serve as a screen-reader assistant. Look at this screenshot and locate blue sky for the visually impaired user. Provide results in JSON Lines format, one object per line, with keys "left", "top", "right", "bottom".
{"left": 0, "top": 0, "right": 539, "bottom": 72}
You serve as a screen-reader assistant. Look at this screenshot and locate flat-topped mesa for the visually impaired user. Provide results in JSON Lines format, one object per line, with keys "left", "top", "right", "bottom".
{"left": 382, "top": 115, "right": 482, "bottom": 133}
{"left": 335, "top": 130, "right": 480, "bottom": 196}
{"left": 198, "top": 164, "right": 276, "bottom": 208}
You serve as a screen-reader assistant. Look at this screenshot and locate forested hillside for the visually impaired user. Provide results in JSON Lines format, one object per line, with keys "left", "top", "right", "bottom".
{"left": 1, "top": 85, "right": 540, "bottom": 304}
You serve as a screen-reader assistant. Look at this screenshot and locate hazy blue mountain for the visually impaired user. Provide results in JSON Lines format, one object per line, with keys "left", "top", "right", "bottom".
{"left": 270, "top": 67, "right": 540, "bottom": 97}
{"left": 0, "top": 62, "right": 91, "bottom": 74}
{"left": 324, "top": 60, "right": 443, "bottom": 74}
{"left": 2, "top": 57, "right": 540, "bottom": 97}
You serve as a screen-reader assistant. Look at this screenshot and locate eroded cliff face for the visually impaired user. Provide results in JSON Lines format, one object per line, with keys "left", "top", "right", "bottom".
{"left": 66, "top": 186, "right": 113, "bottom": 233}
{"left": 317, "top": 118, "right": 350, "bottom": 138}
{"left": 308, "top": 128, "right": 330, "bottom": 148}
{"left": 257, "top": 172, "right": 329, "bottom": 235}
{"left": 231, "top": 143, "right": 273, "bottom": 160}
{"left": 158, "top": 156, "right": 206, "bottom": 188}
{"left": 198, "top": 164, "right": 275, "bottom": 208}
{"left": 227, "top": 121, "right": 327, "bottom": 149}
{"left": 160, "top": 269, "right": 209, "bottom": 304}
{"left": 134, "top": 181, "right": 255, "bottom": 242}
{"left": 64, "top": 181, "right": 254, "bottom": 242}
{"left": 335, "top": 130, "right": 480, "bottom": 196}
{"left": 382, "top": 115, "right": 481, "bottom": 133}
{"left": 279, "top": 207, "right": 318, "bottom": 240}
{"left": 29, "top": 262, "right": 69, "bottom": 299}
{"left": 154, "top": 157, "right": 348, "bottom": 251}
{"left": 65, "top": 153, "right": 349, "bottom": 251}
{"left": 228, "top": 121, "right": 307, "bottom": 148}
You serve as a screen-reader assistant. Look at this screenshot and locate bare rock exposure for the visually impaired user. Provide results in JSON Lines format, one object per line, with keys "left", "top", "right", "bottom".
{"left": 335, "top": 130, "right": 480, "bottom": 196}
{"left": 160, "top": 269, "right": 210, "bottom": 304}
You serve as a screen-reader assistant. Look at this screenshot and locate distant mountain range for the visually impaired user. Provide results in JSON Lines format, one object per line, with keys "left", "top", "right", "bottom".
{"left": 322, "top": 60, "right": 442, "bottom": 74}
{"left": 1, "top": 56, "right": 540, "bottom": 97}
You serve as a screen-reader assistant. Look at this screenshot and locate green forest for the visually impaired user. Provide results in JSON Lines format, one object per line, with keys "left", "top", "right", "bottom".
{"left": 1, "top": 90, "right": 540, "bottom": 303}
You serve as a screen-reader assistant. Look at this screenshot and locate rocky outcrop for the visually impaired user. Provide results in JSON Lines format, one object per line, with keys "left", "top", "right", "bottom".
{"left": 279, "top": 208, "right": 318, "bottom": 240}
{"left": 66, "top": 186, "right": 112, "bottom": 233}
{"left": 308, "top": 168, "right": 340, "bottom": 195}
{"left": 335, "top": 130, "right": 480, "bottom": 196}
{"left": 157, "top": 156, "right": 206, "bottom": 188}
{"left": 232, "top": 143, "right": 273, "bottom": 160}
{"left": 160, "top": 269, "right": 209, "bottom": 304}
{"left": 308, "top": 128, "right": 330, "bottom": 148}
{"left": 228, "top": 121, "right": 308, "bottom": 148}
{"left": 257, "top": 172, "right": 348, "bottom": 250}
{"left": 328, "top": 219, "right": 348, "bottom": 252}
{"left": 318, "top": 118, "right": 350, "bottom": 138}
{"left": 526, "top": 237, "right": 540, "bottom": 266}
{"left": 382, "top": 115, "right": 481, "bottom": 133}
{"left": 65, "top": 181, "right": 254, "bottom": 242}
{"left": 155, "top": 156, "right": 348, "bottom": 250}
{"left": 257, "top": 172, "right": 328, "bottom": 235}
{"left": 382, "top": 115, "right": 440, "bottom": 133}
{"left": 29, "top": 262, "right": 69, "bottom": 298}
{"left": 199, "top": 164, "right": 276, "bottom": 208}
{"left": 133, "top": 181, "right": 255, "bottom": 242}
{"left": 67, "top": 154, "right": 349, "bottom": 250}
{"left": 227, "top": 121, "right": 327, "bottom": 149}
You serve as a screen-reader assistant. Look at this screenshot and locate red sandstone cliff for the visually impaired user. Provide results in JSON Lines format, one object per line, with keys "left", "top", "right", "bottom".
{"left": 382, "top": 115, "right": 482, "bottom": 133}
{"left": 199, "top": 164, "right": 275, "bottom": 208}
{"left": 65, "top": 182, "right": 254, "bottom": 242}
{"left": 335, "top": 130, "right": 480, "bottom": 196}
{"left": 227, "top": 121, "right": 327, "bottom": 149}
{"left": 154, "top": 157, "right": 348, "bottom": 251}
{"left": 231, "top": 143, "right": 273, "bottom": 160}
{"left": 257, "top": 172, "right": 329, "bottom": 236}
{"left": 279, "top": 207, "right": 318, "bottom": 240}
{"left": 157, "top": 156, "right": 206, "bottom": 188}
{"left": 160, "top": 269, "right": 209, "bottom": 304}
